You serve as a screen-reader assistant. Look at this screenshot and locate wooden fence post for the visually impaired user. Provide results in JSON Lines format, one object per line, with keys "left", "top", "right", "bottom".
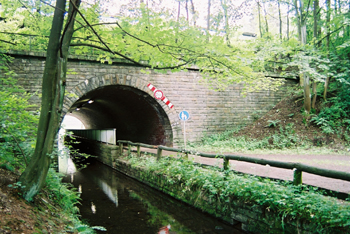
{"left": 119, "top": 142, "right": 123, "bottom": 156}
{"left": 137, "top": 145, "right": 141, "bottom": 157}
{"left": 293, "top": 168, "right": 302, "bottom": 185}
{"left": 223, "top": 157, "right": 229, "bottom": 170}
{"left": 157, "top": 147, "right": 162, "bottom": 160}
{"left": 128, "top": 143, "right": 131, "bottom": 155}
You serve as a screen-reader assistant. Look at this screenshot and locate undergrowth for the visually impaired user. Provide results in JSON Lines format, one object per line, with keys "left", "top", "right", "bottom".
{"left": 0, "top": 54, "right": 100, "bottom": 233}
{"left": 125, "top": 154, "right": 350, "bottom": 232}
{"left": 193, "top": 126, "right": 350, "bottom": 155}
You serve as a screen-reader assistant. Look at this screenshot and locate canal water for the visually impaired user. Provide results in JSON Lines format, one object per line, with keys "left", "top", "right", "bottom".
{"left": 63, "top": 159, "right": 244, "bottom": 234}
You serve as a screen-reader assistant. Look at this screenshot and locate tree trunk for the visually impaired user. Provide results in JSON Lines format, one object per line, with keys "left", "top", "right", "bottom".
{"left": 312, "top": 0, "right": 320, "bottom": 107}
{"left": 189, "top": 0, "right": 196, "bottom": 25}
{"left": 177, "top": 0, "right": 181, "bottom": 23}
{"left": 220, "top": 0, "right": 229, "bottom": 45}
{"left": 185, "top": 0, "right": 189, "bottom": 23}
{"left": 263, "top": 2, "right": 269, "bottom": 34}
{"left": 258, "top": 1, "right": 263, "bottom": 37}
{"left": 323, "top": 0, "right": 331, "bottom": 100}
{"left": 278, "top": 0, "right": 282, "bottom": 40}
{"left": 313, "top": 0, "right": 321, "bottom": 46}
{"left": 207, "top": 0, "right": 211, "bottom": 39}
{"left": 294, "top": 0, "right": 302, "bottom": 42}
{"left": 303, "top": 74, "right": 312, "bottom": 113}
{"left": 312, "top": 80, "right": 317, "bottom": 109}
{"left": 59, "top": 0, "right": 81, "bottom": 112}
{"left": 287, "top": 4, "right": 290, "bottom": 40}
{"left": 19, "top": 0, "right": 81, "bottom": 201}
{"left": 19, "top": 0, "right": 66, "bottom": 201}
{"left": 296, "top": 0, "right": 311, "bottom": 113}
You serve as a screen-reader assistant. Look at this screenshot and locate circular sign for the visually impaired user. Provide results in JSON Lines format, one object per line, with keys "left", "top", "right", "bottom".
{"left": 154, "top": 90, "right": 164, "bottom": 100}
{"left": 179, "top": 111, "right": 190, "bottom": 121}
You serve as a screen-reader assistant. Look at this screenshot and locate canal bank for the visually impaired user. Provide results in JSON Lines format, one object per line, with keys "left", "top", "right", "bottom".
{"left": 69, "top": 137, "right": 350, "bottom": 234}
{"left": 63, "top": 159, "right": 244, "bottom": 233}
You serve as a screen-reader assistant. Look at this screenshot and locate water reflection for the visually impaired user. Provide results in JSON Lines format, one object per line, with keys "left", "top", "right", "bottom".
{"left": 63, "top": 160, "right": 244, "bottom": 234}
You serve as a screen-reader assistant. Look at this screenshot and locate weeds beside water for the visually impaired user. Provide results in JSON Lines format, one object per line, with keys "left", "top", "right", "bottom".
{"left": 124, "top": 154, "right": 350, "bottom": 232}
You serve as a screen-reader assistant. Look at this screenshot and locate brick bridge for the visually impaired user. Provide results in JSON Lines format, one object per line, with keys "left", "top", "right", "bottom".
{"left": 7, "top": 50, "right": 294, "bottom": 147}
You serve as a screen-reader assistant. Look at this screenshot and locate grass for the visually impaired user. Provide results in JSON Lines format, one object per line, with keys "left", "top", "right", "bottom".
{"left": 190, "top": 127, "right": 350, "bottom": 156}
{"left": 192, "top": 144, "right": 350, "bottom": 156}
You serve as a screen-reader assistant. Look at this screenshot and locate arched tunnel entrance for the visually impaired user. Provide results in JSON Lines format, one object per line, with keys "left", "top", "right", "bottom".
{"left": 64, "top": 85, "right": 173, "bottom": 146}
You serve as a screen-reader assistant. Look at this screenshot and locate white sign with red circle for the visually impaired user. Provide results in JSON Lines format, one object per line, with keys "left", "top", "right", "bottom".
{"left": 154, "top": 90, "right": 164, "bottom": 100}
{"left": 147, "top": 83, "right": 174, "bottom": 109}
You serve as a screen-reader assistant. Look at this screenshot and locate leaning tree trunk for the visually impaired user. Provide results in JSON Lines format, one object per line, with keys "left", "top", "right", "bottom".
{"left": 19, "top": 0, "right": 81, "bottom": 201}
{"left": 19, "top": 0, "right": 66, "bottom": 201}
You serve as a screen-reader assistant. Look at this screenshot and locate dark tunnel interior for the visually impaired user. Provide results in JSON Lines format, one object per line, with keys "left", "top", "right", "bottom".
{"left": 64, "top": 85, "right": 173, "bottom": 146}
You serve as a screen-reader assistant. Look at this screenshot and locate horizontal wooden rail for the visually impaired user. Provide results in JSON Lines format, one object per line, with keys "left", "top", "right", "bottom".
{"left": 117, "top": 140, "right": 350, "bottom": 186}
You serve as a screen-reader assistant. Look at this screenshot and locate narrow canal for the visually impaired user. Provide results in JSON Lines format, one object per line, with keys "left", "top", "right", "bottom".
{"left": 63, "top": 159, "right": 244, "bottom": 234}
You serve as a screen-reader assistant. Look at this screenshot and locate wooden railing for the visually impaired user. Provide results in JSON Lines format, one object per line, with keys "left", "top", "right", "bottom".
{"left": 118, "top": 140, "right": 350, "bottom": 186}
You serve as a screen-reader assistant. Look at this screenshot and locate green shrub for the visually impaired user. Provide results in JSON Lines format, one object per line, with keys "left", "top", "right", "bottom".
{"left": 0, "top": 54, "right": 38, "bottom": 170}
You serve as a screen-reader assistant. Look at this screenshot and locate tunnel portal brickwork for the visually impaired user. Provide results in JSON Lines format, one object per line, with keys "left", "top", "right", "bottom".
{"left": 7, "top": 51, "right": 293, "bottom": 147}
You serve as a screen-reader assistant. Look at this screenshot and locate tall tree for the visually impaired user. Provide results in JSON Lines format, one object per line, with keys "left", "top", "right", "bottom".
{"left": 323, "top": 0, "right": 331, "bottom": 100}
{"left": 257, "top": 0, "right": 263, "bottom": 37}
{"left": 189, "top": 0, "right": 196, "bottom": 25}
{"left": 312, "top": 0, "right": 320, "bottom": 109}
{"left": 294, "top": 0, "right": 312, "bottom": 113}
{"left": 207, "top": 0, "right": 211, "bottom": 39}
{"left": 278, "top": 0, "right": 282, "bottom": 40}
{"left": 220, "top": 0, "right": 230, "bottom": 45}
{"left": 19, "top": 0, "right": 81, "bottom": 201}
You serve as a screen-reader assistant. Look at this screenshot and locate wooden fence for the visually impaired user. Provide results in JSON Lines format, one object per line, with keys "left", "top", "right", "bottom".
{"left": 118, "top": 140, "right": 350, "bottom": 186}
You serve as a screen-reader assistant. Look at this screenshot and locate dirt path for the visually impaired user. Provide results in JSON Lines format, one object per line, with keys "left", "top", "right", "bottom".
{"left": 140, "top": 148, "right": 350, "bottom": 194}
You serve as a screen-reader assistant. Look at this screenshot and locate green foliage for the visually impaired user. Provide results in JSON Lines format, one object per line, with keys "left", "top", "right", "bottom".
{"left": 271, "top": 124, "right": 300, "bottom": 149}
{"left": 125, "top": 154, "right": 350, "bottom": 231}
{"left": 0, "top": 54, "right": 38, "bottom": 170}
{"left": 197, "top": 123, "right": 301, "bottom": 152}
{"left": 266, "top": 119, "right": 280, "bottom": 128}
{"left": 311, "top": 92, "right": 350, "bottom": 137}
{"left": 200, "top": 128, "right": 241, "bottom": 145}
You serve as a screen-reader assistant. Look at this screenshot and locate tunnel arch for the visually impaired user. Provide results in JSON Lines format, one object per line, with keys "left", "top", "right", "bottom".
{"left": 62, "top": 75, "right": 178, "bottom": 146}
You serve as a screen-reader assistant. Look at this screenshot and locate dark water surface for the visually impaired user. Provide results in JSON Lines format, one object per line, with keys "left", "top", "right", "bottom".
{"left": 63, "top": 160, "right": 244, "bottom": 234}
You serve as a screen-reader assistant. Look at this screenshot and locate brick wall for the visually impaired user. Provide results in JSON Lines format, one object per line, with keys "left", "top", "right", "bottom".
{"left": 7, "top": 51, "right": 294, "bottom": 146}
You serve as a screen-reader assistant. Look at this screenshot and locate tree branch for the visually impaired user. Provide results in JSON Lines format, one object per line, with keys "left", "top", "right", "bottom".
{"left": 74, "top": 22, "right": 120, "bottom": 33}
{"left": 0, "top": 39, "right": 16, "bottom": 45}
{"left": 69, "top": 43, "right": 192, "bottom": 70}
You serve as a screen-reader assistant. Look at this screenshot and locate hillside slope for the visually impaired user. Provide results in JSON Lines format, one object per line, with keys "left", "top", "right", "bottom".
{"left": 234, "top": 94, "right": 348, "bottom": 151}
